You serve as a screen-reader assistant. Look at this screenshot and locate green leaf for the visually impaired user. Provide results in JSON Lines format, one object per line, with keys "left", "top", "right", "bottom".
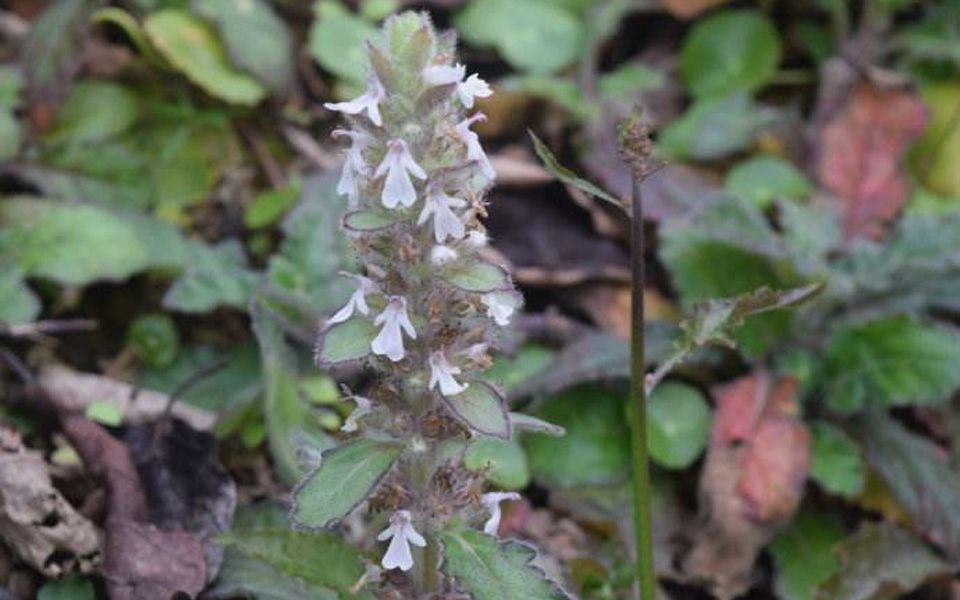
{"left": 814, "top": 522, "right": 949, "bottom": 600}
{"left": 825, "top": 317, "right": 960, "bottom": 412}
{"left": 291, "top": 438, "right": 403, "bottom": 529}
{"left": 769, "top": 510, "right": 845, "bottom": 600}
{"left": 163, "top": 241, "right": 259, "bottom": 313}
{"left": 857, "top": 413, "right": 960, "bottom": 560}
{"left": 524, "top": 384, "right": 630, "bottom": 487}
{"left": 440, "top": 526, "right": 571, "bottom": 599}
{"left": 315, "top": 318, "right": 377, "bottom": 365}
{"left": 442, "top": 381, "right": 511, "bottom": 439}
{"left": 84, "top": 401, "right": 124, "bottom": 427}
{"left": 809, "top": 422, "right": 864, "bottom": 498}
{"left": 22, "top": 0, "right": 97, "bottom": 94}
{"left": 0, "top": 197, "right": 190, "bottom": 285}
{"left": 598, "top": 64, "right": 663, "bottom": 103}
{"left": 144, "top": 9, "right": 267, "bottom": 105}
{"left": 213, "top": 503, "right": 371, "bottom": 599}
{"left": 0, "top": 269, "right": 40, "bottom": 325}
{"left": 680, "top": 9, "right": 781, "bottom": 98}
{"left": 37, "top": 575, "right": 96, "bottom": 600}
{"left": 464, "top": 438, "right": 530, "bottom": 490}
{"left": 646, "top": 382, "right": 710, "bottom": 469}
{"left": 508, "top": 413, "right": 565, "bottom": 437}
{"left": 910, "top": 81, "right": 960, "bottom": 196}
{"left": 726, "top": 155, "right": 814, "bottom": 209}
{"left": 482, "top": 344, "right": 555, "bottom": 392}
{"left": 342, "top": 209, "right": 396, "bottom": 232}
{"left": 192, "top": 0, "right": 294, "bottom": 94}
{"left": 308, "top": 1, "right": 378, "bottom": 85}
{"left": 658, "top": 92, "right": 780, "bottom": 160}
{"left": 245, "top": 182, "right": 302, "bottom": 230}
{"left": 441, "top": 261, "right": 512, "bottom": 293}
{"left": 128, "top": 313, "right": 180, "bottom": 368}
{"left": 501, "top": 76, "right": 596, "bottom": 122}
{"left": 530, "top": 131, "right": 622, "bottom": 207}
{"left": 44, "top": 81, "right": 141, "bottom": 146}
{"left": 0, "top": 65, "right": 23, "bottom": 110}
{"left": 253, "top": 307, "right": 335, "bottom": 485}
{"left": 455, "top": 0, "right": 585, "bottom": 75}
{"left": 0, "top": 109, "right": 21, "bottom": 161}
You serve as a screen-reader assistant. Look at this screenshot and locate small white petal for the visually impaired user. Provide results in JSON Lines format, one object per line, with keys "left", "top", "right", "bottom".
{"left": 326, "top": 275, "right": 377, "bottom": 326}
{"left": 418, "top": 188, "right": 467, "bottom": 243}
{"left": 466, "top": 230, "right": 488, "bottom": 248}
{"left": 458, "top": 74, "right": 492, "bottom": 109}
{"left": 454, "top": 113, "right": 496, "bottom": 180}
{"left": 481, "top": 492, "right": 521, "bottom": 536}
{"left": 423, "top": 63, "right": 465, "bottom": 87}
{"left": 378, "top": 510, "right": 426, "bottom": 572}
{"left": 482, "top": 292, "right": 519, "bottom": 327}
{"left": 324, "top": 74, "right": 385, "bottom": 126}
{"left": 430, "top": 245, "right": 458, "bottom": 266}
{"left": 429, "top": 350, "right": 468, "bottom": 396}
{"left": 371, "top": 296, "right": 416, "bottom": 362}
{"left": 341, "top": 395, "right": 372, "bottom": 433}
{"left": 376, "top": 139, "right": 426, "bottom": 209}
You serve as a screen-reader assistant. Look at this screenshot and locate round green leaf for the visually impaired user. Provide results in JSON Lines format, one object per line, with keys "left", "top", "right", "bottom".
{"left": 646, "top": 382, "right": 710, "bottom": 469}
{"left": 524, "top": 385, "right": 630, "bottom": 487}
{"left": 128, "top": 313, "right": 180, "bottom": 368}
{"left": 316, "top": 317, "right": 377, "bottom": 365}
{"left": 810, "top": 421, "right": 865, "bottom": 497}
{"left": 465, "top": 438, "right": 530, "bottom": 490}
{"left": 442, "top": 381, "right": 510, "bottom": 439}
{"left": 769, "top": 510, "right": 845, "bottom": 600}
{"left": 680, "top": 9, "right": 781, "bottom": 98}
{"left": 308, "top": 2, "right": 378, "bottom": 85}
{"left": 726, "top": 155, "right": 814, "bottom": 209}
{"left": 144, "top": 9, "right": 267, "bottom": 106}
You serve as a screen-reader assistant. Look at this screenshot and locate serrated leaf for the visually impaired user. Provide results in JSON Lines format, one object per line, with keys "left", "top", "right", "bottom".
{"left": 680, "top": 9, "right": 781, "bottom": 98}
{"left": 253, "top": 307, "right": 335, "bottom": 485}
{"left": 442, "top": 381, "right": 510, "bottom": 439}
{"left": 857, "top": 413, "right": 960, "bottom": 560}
{"left": 647, "top": 382, "right": 710, "bottom": 469}
{"left": 291, "top": 438, "right": 403, "bottom": 529}
{"left": 825, "top": 317, "right": 960, "bottom": 412}
{"left": 769, "top": 510, "right": 845, "bottom": 600}
{"left": 441, "top": 261, "right": 511, "bottom": 293}
{"left": 144, "top": 9, "right": 267, "bottom": 105}
{"left": 315, "top": 318, "right": 377, "bottom": 365}
{"left": 0, "top": 197, "right": 189, "bottom": 285}
{"left": 192, "top": 0, "right": 294, "bottom": 94}
{"left": 163, "top": 240, "right": 259, "bottom": 313}
{"left": 440, "top": 527, "right": 571, "bottom": 600}
{"left": 814, "top": 522, "right": 949, "bottom": 600}
{"left": 0, "top": 269, "right": 40, "bottom": 325}
{"left": 342, "top": 209, "right": 396, "bottom": 232}
{"left": 464, "top": 438, "right": 530, "bottom": 490}
{"left": 529, "top": 131, "right": 621, "bottom": 207}
{"left": 205, "top": 551, "right": 339, "bottom": 600}
{"left": 809, "top": 421, "right": 864, "bottom": 498}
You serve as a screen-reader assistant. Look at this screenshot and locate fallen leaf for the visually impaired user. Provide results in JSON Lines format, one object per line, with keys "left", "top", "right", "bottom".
{"left": 816, "top": 81, "right": 928, "bottom": 239}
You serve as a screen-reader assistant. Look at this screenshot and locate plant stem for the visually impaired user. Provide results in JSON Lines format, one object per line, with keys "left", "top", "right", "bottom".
{"left": 629, "top": 174, "right": 656, "bottom": 600}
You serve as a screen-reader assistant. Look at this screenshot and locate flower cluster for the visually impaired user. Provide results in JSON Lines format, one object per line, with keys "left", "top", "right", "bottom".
{"left": 317, "top": 12, "right": 526, "bottom": 582}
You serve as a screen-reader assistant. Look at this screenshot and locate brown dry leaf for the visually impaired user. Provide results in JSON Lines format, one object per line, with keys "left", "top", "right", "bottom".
{"left": 816, "top": 81, "right": 928, "bottom": 240}
{"left": 568, "top": 284, "right": 678, "bottom": 339}
{"left": 683, "top": 372, "right": 810, "bottom": 599}
{"left": 0, "top": 425, "right": 101, "bottom": 578}
{"left": 660, "top": 0, "right": 731, "bottom": 19}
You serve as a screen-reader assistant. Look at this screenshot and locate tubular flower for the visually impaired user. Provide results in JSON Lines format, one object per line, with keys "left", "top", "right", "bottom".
{"left": 341, "top": 394, "right": 372, "bottom": 433}
{"left": 418, "top": 186, "right": 467, "bottom": 243}
{"left": 454, "top": 113, "right": 496, "bottom": 180}
{"left": 428, "top": 349, "right": 468, "bottom": 395}
{"left": 481, "top": 492, "right": 521, "bottom": 536}
{"left": 371, "top": 296, "right": 416, "bottom": 362}
{"left": 481, "top": 291, "right": 520, "bottom": 327}
{"left": 377, "top": 510, "right": 426, "bottom": 571}
{"left": 375, "top": 139, "right": 427, "bottom": 209}
{"left": 332, "top": 129, "right": 372, "bottom": 203}
{"left": 422, "top": 63, "right": 492, "bottom": 109}
{"left": 327, "top": 274, "right": 378, "bottom": 326}
{"left": 323, "top": 73, "right": 385, "bottom": 126}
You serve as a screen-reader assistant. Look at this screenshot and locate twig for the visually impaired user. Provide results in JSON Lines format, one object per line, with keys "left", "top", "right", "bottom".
{"left": 0, "top": 319, "right": 98, "bottom": 338}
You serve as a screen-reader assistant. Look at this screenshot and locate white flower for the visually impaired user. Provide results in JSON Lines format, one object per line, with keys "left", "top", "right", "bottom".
{"left": 481, "top": 291, "right": 520, "bottom": 326}
{"left": 428, "top": 349, "right": 468, "bottom": 395}
{"left": 458, "top": 74, "right": 492, "bottom": 108}
{"left": 375, "top": 139, "right": 427, "bottom": 209}
{"left": 377, "top": 510, "right": 426, "bottom": 572}
{"left": 371, "top": 296, "right": 417, "bottom": 362}
{"left": 466, "top": 230, "right": 488, "bottom": 248}
{"left": 323, "top": 73, "right": 385, "bottom": 126}
{"left": 481, "top": 492, "right": 521, "bottom": 536}
{"left": 418, "top": 187, "right": 466, "bottom": 243}
{"left": 422, "top": 63, "right": 492, "bottom": 109}
{"left": 327, "top": 274, "right": 378, "bottom": 326}
{"left": 341, "top": 394, "right": 372, "bottom": 433}
{"left": 332, "top": 129, "right": 371, "bottom": 203}
{"left": 454, "top": 113, "right": 496, "bottom": 180}
{"left": 430, "top": 245, "right": 458, "bottom": 266}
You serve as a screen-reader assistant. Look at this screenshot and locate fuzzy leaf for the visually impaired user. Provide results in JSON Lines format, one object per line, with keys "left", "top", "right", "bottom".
{"left": 205, "top": 551, "right": 339, "bottom": 600}
{"left": 342, "top": 209, "right": 396, "bottom": 232}
{"left": 647, "top": 382, "right": 711, "bottom": 469}
{"left": 814, "top": 522, "right": 949, "bottom": 600}
{"left": 440, "top": 527, "right": 570, "bottom": 600}
{"left": 192, "top": 0, "right": 294, "bottom": 94}
{"left": 529, "top": 131, "right": 621, "bottom": 207}
{"left": 144, "top": 10, "right": 267, "bottom": 105}
{"left": 825, "top": 317, "right": 960, "bottom": 412}
{"left": 441, "top": 261, "right": 511, "bottom": 293}
{"left": 809, "top": 421, "right": 864, "bottom": 498}
{"left": 292, "top": 439, "right": 403, "bottom": 529}
{"left": 442, "top": 381, "right": 510, "bottom": 439}
{"left": 508, "top": 413, "right": 565, "bottom": 437}
{"left": 315, "top": 318, "right": 377, "bottom": 365}
{"left": 680, "top": 9, "right": 781, "bottom": 98}
{"left": 163, "top": 241, "right": 259, "bottom": 313}
{"left": 770, "top": 510, "right": 845, "bottom": 600}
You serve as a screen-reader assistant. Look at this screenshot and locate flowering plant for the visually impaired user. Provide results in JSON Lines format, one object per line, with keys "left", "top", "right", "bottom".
{"left": 291, "top": 12, "right": 569, "bottom": 599}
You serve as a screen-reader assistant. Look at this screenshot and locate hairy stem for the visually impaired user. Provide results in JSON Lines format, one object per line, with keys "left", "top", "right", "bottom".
{"left": 630, "top": 174, "right": 656, "bottom": 600}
